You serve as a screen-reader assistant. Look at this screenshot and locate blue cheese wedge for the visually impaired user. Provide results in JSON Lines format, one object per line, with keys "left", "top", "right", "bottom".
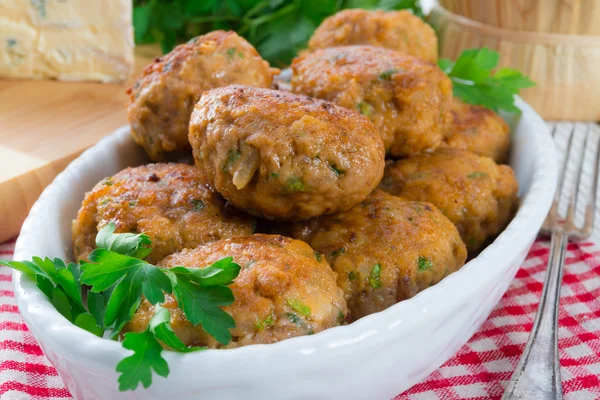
{"left": 0, "top": 0, "right": 134, "bottom": 82}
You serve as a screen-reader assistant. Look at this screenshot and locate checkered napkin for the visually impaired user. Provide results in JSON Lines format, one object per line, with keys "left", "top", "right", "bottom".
{"left": 2, "top": 238, "right": 600, "bottom": 399}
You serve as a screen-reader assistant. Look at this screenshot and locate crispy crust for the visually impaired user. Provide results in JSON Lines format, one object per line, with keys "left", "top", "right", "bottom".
{"left": 125, "top": 234, "right": 347, "bottom": 348}
{"left": 291, "top": 46, "right": 452, "bottom": 157}
{"left": 379, "top": 148, "right": 519, "bottom": 253}
{"left": 189, "top": 85, "right": 385, "bottom": 221}
{"left": 72, "top": 163, "right": 256, "bottom": 264}
{"left": 290, "top": 190, "right": 466, "bottom": 320}
{"left": 308, "top": 9, "right": 438, "bottom": 63}
{"left": 127, "top": 31, "right": 278, "bottom": 160}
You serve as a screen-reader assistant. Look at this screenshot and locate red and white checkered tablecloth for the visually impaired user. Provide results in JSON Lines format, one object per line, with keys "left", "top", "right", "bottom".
{"left": 1, "top": 238, "right": 600, "bottom": 399}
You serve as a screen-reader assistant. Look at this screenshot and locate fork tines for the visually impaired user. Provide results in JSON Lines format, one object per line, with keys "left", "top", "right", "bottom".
{"left": 542, "top": 123, "right": 600, "bottom": 239}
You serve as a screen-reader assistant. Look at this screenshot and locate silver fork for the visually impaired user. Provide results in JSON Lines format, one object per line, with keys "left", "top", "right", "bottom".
{"left": 502, "top": 123, "right": 600, "bottom": 400}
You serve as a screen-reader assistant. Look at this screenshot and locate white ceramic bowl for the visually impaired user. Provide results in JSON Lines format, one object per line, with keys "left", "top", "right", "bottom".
{"left": 12, "top": 98, "right": 557, "bottom": 400}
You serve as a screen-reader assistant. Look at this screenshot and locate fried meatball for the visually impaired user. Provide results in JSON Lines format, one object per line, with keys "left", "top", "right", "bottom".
{"left": 290, "top": 191, "right": 466, "bottom": 320}
{"left": 189, "top": 85, "right": 385, "bottom": 221}
{"left": 72, "top": 163, "right": 256, "bottom": 264}
{"left": 125, "top": 234, "right": 347, "bottom": 348}
{"left": 443, "top": 98, "right": 511, "bottom": 163}
{"left": 291, "top": 46, "right": 452, "bottom": 157}
{"left": 127, "top": 31, "right": 278, "bottom": 160}
{"left": 308, "top": 9, "right": 438, "bottom": 63}
{"left": 379, "top": 148, "right": 519, "bottom": 253}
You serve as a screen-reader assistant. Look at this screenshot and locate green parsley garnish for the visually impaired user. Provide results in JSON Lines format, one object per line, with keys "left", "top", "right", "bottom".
{"left": 467, "top": 171, "right": 487, "bottom": 179}
{"left": 357, "top": 101, "right": 373, "bottom": 116}
{"left": 348, "top": 271, "right": 357, "bottom": 281}
{"left": 314, "top": 251, "right": 322, "bottom": 262}
{"left": 225, "top": 47, "right": 244, "bottom": 61}
{"left": 117, "top": 305, "right": 203, "bottom": 390}
{"left": 379, "top": 69, "right": 398, "bottom": 80}
{"left": 368, "top": 263, "right": 382, "bottom": 289}
{"left": 270, "top": 172, "right": 280, "bottom": 179}
{"left": 328, "top": 162, "right": 345, "bottom": 178}
{"left": 1, "top": 223, "right": 240, "bottom": 392}
{"left": 439, "top": 48, "right": 535, "bottom": 113}
{"left": 254, "top": 314, "right": 274, "bottom": 332}
{"left": 287, "top": 299, "right": 311, "bottom": 317}
{"left": 332, "top": 247, "right": 346, "bottom": 257}
{"left": 103, "top": 178, "right": 114, "bottom": 186}
{"left": 284, "top": 176, "right": 305, "bottom": 193}
{"left": 417, "top": 256, "right": 433, "bottom": 272}
{"left": 286, "top": 313, "right": 300, "bottom": 324}
{"left": 191, "top": 199, "right": 206, "bottom": 211}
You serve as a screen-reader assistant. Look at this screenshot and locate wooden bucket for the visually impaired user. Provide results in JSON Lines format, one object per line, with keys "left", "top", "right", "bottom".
{"left": 430, "top": 3, "right": 600, "bottom": 121}
{"left": 439, "top": 0, "right": 600, "bottom": 35}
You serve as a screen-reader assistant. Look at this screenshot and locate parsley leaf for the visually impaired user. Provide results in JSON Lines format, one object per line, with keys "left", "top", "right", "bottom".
{"left": 417, "top": 256, "right": 433, "bottom": 271}
{"left": 285, "top": 176, "right": 305, "bottom": 193}
{"left": 149, "top": 306, "right": 205, "bottom": 353}
{"left": 368, "top": 263, "right": 382, "bottom": 289}
{"left": 74, "top": 313, "right": 103, "bottom": 337}
{"left": 117, "top": 329, "right": 169, "bottom": 391}
{"left": 1, "top": 257, "right": 87, "bottom": 322}
{"left": 168, "top": 273, "right": 236, "bottom": 344}
{"left": 95, "top": 222, "right": 152, "bottom": 259}
{"left": 286, "top": 299, "right": 311, "bottom": 316}
{"left": 4, "top": 223, "right": 241, "bottom": 392}
{"left": 167, "top": 257, "right": 240, "bottom": 287}
{"left": 439, "top": 48, "right": 535, "bottom": 112}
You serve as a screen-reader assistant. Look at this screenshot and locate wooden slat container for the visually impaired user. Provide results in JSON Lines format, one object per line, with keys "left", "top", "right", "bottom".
{"left": 439, "top": 0, "right": 600, "bottom": 35}
{"left": 429, "top": 4, "right": 600, "bottom": 121}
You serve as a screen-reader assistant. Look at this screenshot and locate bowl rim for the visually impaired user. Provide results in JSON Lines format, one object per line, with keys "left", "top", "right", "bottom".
{"left": 12, "top": 98, "right": 557, "bottom": 367}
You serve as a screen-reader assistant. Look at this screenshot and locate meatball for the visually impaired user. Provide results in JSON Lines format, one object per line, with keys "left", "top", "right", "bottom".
{"left": 290, "top": 191, "right": 466, "bottom": 320}
{"left": 291, "top": 46, "right": 452, "bottom": 157}
{"left": 72, "top": 163, "right": 256, "bottom": 264}
{"left": 125, "top": 234, "right": 348, "bottom": 348}
{"left": 127, "top": 30, "right": 278, "bottom": 160}
{"left": 189, "top": 85, "right": 385, "bottom": 221}
{"left": 443, "top": 98, "right": 511, "bottom": 163}
{"left": 308, "top": 9, "right": 438, "bottom": 63}
{"left": 379, "top": 148, "right": 519, "bottom": 253}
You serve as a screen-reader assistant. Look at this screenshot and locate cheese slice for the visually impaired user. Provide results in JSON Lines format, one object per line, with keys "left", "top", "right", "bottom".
{"left": 0, "top": 0, "right": 134, "bottom": 82}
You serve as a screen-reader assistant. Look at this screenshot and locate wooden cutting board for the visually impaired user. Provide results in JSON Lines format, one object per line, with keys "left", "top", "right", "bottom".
{"left": 0, "top": 46, "right": 161, "bottom": 243}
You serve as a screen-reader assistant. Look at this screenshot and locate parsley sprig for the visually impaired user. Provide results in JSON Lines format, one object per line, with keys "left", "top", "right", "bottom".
{"left": 132, "top": 0, "right": 423, "bottom": 65}
{"left": 1, "top": 223, "right": 241, "bottom": 392}
{"left": 439, "top": 48, "right": 535, "bottom": 113}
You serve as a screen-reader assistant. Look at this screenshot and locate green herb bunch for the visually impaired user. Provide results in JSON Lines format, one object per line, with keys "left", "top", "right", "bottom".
{"left": 439, "top": 48, "right": 535, "bottom": 113}
{"left": 132, "top": 0, "right": 423, "bottom": 65}
{"left": 1, "top": 224, "right": 241, "bottom": 392}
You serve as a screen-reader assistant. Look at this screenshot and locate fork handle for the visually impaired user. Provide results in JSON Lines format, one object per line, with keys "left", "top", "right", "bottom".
{"left": 502, "top": 231, "right": 568, "bottom": 400}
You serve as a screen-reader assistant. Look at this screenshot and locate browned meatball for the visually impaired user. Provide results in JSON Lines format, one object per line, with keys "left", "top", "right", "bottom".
{"left": 72, "top": 163, "right": 256, "bottom": 264}
{"left": 308, "top": 9, "right": 438, "bottom": 63}
{"left": 379, "top": 148, "right": 519, "bottom": 253}
{"left": 290, "top": 191, "right": 466, "bottom": 320}
{"left": 189, "top": 85, "right": 385, "bottom": 221}
{"left": 127, "top": 31, "right": 278, "bottom": 160}
{"left": 125, "top": 234, "right": 347, "bottom": 348}
{"left": 443, "top": 98, "right": 511, "bottom": 163}
{"left": 291, "top": 46, "right": 452, "bottom": 157}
